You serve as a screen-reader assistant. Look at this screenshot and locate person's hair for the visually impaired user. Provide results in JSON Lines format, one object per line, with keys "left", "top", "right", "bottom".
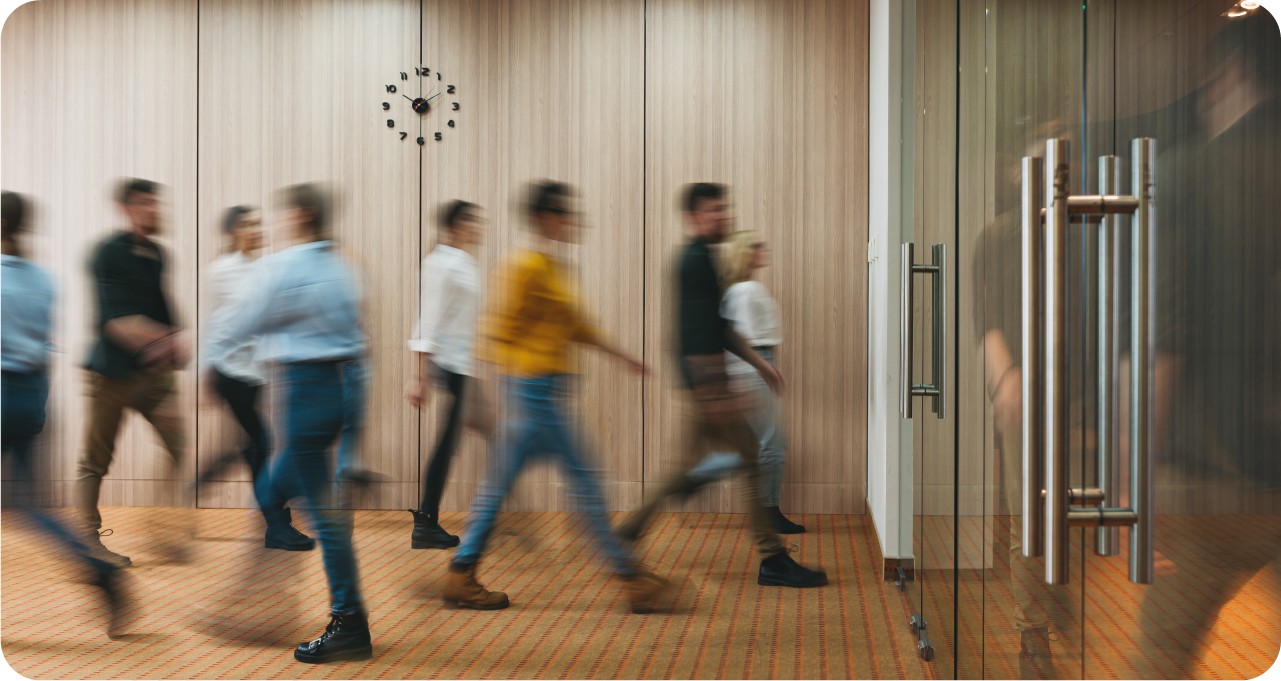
{"left": 0, "top": 192, "right": 26, "bottom": 258}
{"left": 682, "top": 182, "right": 727, "bottom": 213}
{"left": 439, "top": 199, "right": 479, "bottom": 233}
{"left": 525, "top": 180, "right": 574, "bottom": 225}
{"left": 719, "top": 231, "right": 759, "bottom": 286}
{"left": 222, "top": 205, "right": 255, "bottom": 235}
{"left": 115, "top": 178, "right": 159, "bottom": 205}
{"left": 281, "top": 183, "right": 331, "bottom": 237}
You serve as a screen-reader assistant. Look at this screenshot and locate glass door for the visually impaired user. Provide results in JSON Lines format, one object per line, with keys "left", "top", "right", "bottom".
{"left": 948, "top": 0, "right": 1281, "bottom": 678}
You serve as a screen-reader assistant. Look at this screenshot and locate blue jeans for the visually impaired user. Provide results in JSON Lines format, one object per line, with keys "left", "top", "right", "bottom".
{"left": 335, "top": 358, "right": 366, "bottom": 478}
{"left": 688, "top": 350, "right": 788, "bottom": 506}
{"left": 453, "top": 375, "right": 634, "bottom": 575}
{"left": 256, "top": 362, "right": 363, "bottom": 615}
{"left": 1, "top": 371, "right": 94, "bottom": 564}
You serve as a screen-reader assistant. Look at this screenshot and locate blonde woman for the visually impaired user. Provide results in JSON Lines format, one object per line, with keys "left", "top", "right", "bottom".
{"left": 687, "top": 230, "right": 804, "bottom": 533}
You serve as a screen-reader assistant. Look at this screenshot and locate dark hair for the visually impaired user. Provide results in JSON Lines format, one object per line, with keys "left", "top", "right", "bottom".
{"left": 281, "top": 183, "right": 331, "bottom": 236}
{"left": 115, "top": 177, "right": 159, "bottom": 205}
{"left": 526, "top": 180, "right": 575, "bottom": 221}
{"left": 1, "top": 191, "right": 27, "bottom": 235}
{"left": 439, "top": 199, "right": 479, "bottom": 232}
{"left": 682, "top": 182, "right": 727, "bottom": 213}
{"left": 222, "top": 205, "right": 255, "bottom": 234}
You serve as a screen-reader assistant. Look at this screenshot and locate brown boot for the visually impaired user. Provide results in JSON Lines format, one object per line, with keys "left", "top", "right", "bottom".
{"left": 442, "top": 562, "right": 510, "bottom": 610}
{"left": 621, "top": 569, "right": 674, "bottom": 614}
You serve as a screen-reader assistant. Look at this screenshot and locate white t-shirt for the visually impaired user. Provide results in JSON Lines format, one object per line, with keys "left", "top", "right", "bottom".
{"left": 722, "top": 280, "right": 781, "bottom": 377}
{"left": 408, "top": 244, "right": 480, "bottom": 376}
{"left": 207, "top": 252, "right": 267, "bottom": 385}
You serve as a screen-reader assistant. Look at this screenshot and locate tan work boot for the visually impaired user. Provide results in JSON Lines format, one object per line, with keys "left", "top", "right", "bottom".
{"left": 442, "top": 562, "right": 510, "bottom": 610}
{"left": 621, "top": 569, "right": 674, "bottom": 614}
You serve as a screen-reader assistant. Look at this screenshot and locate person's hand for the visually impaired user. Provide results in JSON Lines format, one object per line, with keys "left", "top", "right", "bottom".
{"left": 761, "top": 364, "right": 786, "bottom": 397}
{"left": 405, "top": 376, "right": 426, "bottom": 410}
{"left": 993, "top": 366, "right": 1022, "bottom": 438}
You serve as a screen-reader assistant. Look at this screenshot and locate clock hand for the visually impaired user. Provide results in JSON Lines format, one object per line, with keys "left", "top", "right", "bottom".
{"left": 403, "top": 94, "right": 415, "bottom": 102}
{"left": 424, "top": 92, "right": 441, "bottom": 102}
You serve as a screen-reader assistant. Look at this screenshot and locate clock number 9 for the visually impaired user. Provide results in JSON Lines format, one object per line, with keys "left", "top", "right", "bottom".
{"left": 452, "top": 102, "right": 459, "bottom": 111}
{"left": 382, "top": 102, "right": 390, "bottom": 110}
{"left": 435, "top": 132, "right": 442, "bottom": 141}
{"left": 448, "top": 119, "right": 455, "bottom": 128}
{"left": 447, "top": 85, "right": 456, "bottom": 94}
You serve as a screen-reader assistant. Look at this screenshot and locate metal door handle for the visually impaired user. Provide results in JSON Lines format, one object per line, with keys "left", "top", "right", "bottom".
{"left": 899, "top": 243, "right": 947, "bottom": 420}
{"left": 1022, "top": 139, "right": 1155, "bottom": 586}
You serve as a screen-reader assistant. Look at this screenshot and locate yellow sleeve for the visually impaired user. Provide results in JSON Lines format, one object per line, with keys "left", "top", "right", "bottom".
{"left": 477, "top": 251, "right": 538, "bottom": 365}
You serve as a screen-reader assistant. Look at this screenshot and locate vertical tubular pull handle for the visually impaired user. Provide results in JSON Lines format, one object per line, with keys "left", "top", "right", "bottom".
{"left": 1044, "top": 138, "right": 1071, "bottom": 585}
{"left": 935, "top": 244, "right": 947, "bottom": 420}
{"left": 1096, "top": 155, "right": 1121, "bottom": 557}
{"left": 900, "top": 243, "right": 915, "bottom": 419}
{"left": 1130, "top": 138, "right": 1157, "bottom": 585}
{"left": 1021, "top": 156, "right": 1045, "bottom": 559}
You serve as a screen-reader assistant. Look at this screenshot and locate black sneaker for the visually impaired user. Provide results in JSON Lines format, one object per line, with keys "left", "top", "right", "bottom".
{"left": 87, "top": 530, "right": 131, "bottom": 568}
{"left": 409, "top": 510, "right": 460, "bottom": 549}
{"left": 265, "top": 509, "right": 316, "bottom": 551}
{"left": 758, "top": 551, "right": 828, "bottom": 588}
{"left": 294, "top": 611, "right": 373, "bottom": 664}
{"left": 767, "top": 506, "right": 806, "bottom": 534}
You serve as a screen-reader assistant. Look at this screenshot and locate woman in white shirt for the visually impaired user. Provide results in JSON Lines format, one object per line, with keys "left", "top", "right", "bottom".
{"left": 404, "top": 200, "right": 485, "bottom": 549}
{"left": 203, "top": 205, "right": 313, "bottom": 550}
{"left": 689, "top": 231, "right": 804, "bottom": 533}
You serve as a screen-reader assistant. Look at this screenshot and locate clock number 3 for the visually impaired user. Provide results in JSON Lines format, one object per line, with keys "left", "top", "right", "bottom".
{"left": 452, "top": 102, "right": 459, "bottom": 111}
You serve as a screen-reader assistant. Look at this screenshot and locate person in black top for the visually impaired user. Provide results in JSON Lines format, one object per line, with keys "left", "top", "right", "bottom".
{"left": 617, "top": 183, "right": 827, "bottom": 588}
{"left": 77, "top": 178, "right": 190, "bottom": 568}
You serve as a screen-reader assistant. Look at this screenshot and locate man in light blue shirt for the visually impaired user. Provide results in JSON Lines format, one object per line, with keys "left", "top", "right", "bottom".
{"left": 2, "top": 191, "right": 135, "bottom": 638}
{"left": 202, "top": 184, "right": 372, "bottom": 665}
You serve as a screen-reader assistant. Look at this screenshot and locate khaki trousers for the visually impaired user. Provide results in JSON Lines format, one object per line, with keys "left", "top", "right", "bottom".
{"left": 621, "top": 398, "right": 785, "bottom": 557}
{"left": 76, "top": 367, "right": 185, "bottom": 535}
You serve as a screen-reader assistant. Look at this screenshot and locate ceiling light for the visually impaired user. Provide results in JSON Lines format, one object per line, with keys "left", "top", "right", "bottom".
{"left": 1228, "top": 9, "right": 1248, "bottom": 16}
{"left": 1240, "top": 1, "right": 1260, "bottom": 9}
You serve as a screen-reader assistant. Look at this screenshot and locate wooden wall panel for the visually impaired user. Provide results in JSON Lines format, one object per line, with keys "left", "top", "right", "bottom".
{"left": 643, "top": 0, "right": 869, "bottom": 516}
{"left": 1, "top": 0, "right": 199, "bottom": 510}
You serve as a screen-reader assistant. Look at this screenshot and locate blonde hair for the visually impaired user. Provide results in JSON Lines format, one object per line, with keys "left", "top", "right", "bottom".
{"left": 718, "top": 231, "right": 758, "bottom": 287}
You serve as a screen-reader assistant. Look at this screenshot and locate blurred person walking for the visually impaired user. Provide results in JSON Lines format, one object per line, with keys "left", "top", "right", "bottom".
{"left": 404, "top": 200, "right": 486, "bottom": 549}
{"left": 77, "top": 178, "right": 191, "bottom": 568}
{"left": 684, "top": 231, "right": 805, "bottom": 534}
{"left": 441, "top": 181, "right": 671, "bottom": 614}
{"left": 199, "top": 205, "right": 313, "bottom": 550}
{"left": 202, "top": 183, "right": 372, "bottom": 663}
{"left": 616, "top": 183, "right": 827, "bottom": 588}
{"left": 2, "top": 191, "right": 136, "bottom": 638}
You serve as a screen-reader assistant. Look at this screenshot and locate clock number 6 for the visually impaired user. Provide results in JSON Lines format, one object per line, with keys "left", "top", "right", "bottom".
{"left": 417, "top": 136, "right": 425, "bottom": 145}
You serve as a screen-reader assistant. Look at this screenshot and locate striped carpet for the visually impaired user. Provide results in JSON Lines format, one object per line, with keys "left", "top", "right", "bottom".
{"left": 1, "top": 508, "right": 1277, "bottom": 679}
{"left": 2, "top": 508, "right": 933, "bottom": 680}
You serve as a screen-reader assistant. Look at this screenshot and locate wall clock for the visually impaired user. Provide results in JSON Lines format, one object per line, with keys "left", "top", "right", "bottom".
{"left": 380, "top": 66, "right": 459, "bottom": 145}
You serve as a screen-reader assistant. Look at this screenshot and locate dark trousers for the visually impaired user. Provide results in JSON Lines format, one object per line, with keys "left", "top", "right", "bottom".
{"left": 418, "top": 367, "right": 466, "bottom": 518}
{"left": 2, "top": 371, "right": 100, "bottom": 569}
{"left": 256, "top": 362, "right": 362, "bottom": 615}
{"left": 204, "top": 369, "right": 281, "bottom": 512}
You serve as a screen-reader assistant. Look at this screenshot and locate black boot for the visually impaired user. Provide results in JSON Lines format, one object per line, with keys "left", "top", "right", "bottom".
{"left": 758, "top": 551, "right": 829, "bottom": 588}
{"left": 265, "top": 507, "right": 317, "bottom": 551}
{"left": 616, "top": 475, "right": 704, "bottom": 543}
{"left": 294, "top": 610, "right": 373, "bottom": 663}
{"left": 90, "top": 558, "right": 137, "bottom": 640}
{"left": 767, "top": 506, "right": 806, "bottom": 534}
{"left": 410, "top": 509, "right": 459, "bottom": 549}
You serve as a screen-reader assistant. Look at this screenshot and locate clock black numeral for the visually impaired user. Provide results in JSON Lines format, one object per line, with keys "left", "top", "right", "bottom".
{"left": 447, "top": 85, "right": 456, "bottom": 94}
{"left": 452, "top": 102, "right": 459, "bottom": 111}
{"left": 400, "top": 72, "right": 408, "bottom": 80}
{"left": 400, "top": 132, "right": 407, "bottom": 140}
{"left": 418, "top": 67, "right": 430, "bottom": 76}
{"left": 382, "top": 102, "right": 390, "bottom": 110}
{"left": 387, "top": 119, "right": 395, "bottom": 128}
{"left": 448, "top": 119, "right": 455, "bottom": 128}
{"left": 417, "top": 136, "right": 425, "bottom": 145}
{"left": 385, "top": 84, "right": 397, "bottom": 93}
{"left": 437, "top": 72, "right": 442, "bottom": 80}
{"left": 435, "top": 132, "right": 442, "bottom": 141}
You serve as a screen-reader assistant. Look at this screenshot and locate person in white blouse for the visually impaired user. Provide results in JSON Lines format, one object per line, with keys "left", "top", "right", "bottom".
{"left": 403, "top": 200, "right": 485, "bottom": 549}
{"left": 687, "top": 231, "right": 805, "bottom": 533}
{"left": 201, "top": 205, "right": 314, "bottom": 551}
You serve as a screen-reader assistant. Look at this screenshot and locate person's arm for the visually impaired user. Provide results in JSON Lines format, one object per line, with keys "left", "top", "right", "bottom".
{"left": 202, "top": 258, "right": 281, "bottom": 377}
{"left": 724, "top": 327, "right": 784, "bottom": 395}
{"left": 94, "top": 245, "right": 173, "bottom": 354}
{"left": 406, "top": 257, "right": 460, "bottom": 408}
